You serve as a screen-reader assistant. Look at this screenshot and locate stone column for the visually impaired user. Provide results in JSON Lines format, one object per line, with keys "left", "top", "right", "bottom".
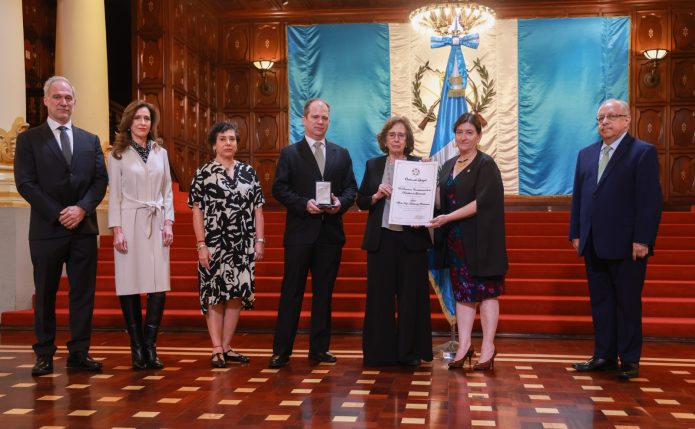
{"left": 55, "top": 0, "right": 110, "bottom": 234}
{"left": 0, "top": 0, "right": 33, "bottom": 313}
{"left": 0, "top": 0, "right": 28, "bottom": 203}
{"left": 55, "top": 0, "right": 110, "bottom": 151}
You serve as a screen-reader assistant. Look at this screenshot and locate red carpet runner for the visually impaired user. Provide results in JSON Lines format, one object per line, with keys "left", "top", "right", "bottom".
{"left": 3, "top": 186, "right": 695, "bottom": 338}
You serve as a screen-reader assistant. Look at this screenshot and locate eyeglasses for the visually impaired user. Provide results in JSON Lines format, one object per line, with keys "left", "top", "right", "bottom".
{"left": 387, "top": 132, "right": 406, "bottom": 140}
{"left": 596, "top": 114, "right": 628, "bottom": 122}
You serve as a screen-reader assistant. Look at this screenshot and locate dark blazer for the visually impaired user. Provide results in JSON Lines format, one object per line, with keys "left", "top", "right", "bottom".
{"left": 356, "top": 155, "right": 432, "bottom": 252}
{"left": 569, "top": 133, "right": 662, "bottom": 259}
{"left": 14, "top": 122, "right": 108, "bottom": 240}
{"left": 272, "top": 138, "right": 357, "bottom": 246}
{"left": 437, "top": 151, "right": 508, "bottom": 277}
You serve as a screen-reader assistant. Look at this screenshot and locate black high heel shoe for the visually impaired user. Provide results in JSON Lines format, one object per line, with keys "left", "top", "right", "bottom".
{"left": 448, "top": 345, "right": 475, "bottom": 369}
{"left": 473, "top": 349, "right": 497, "bottom": 371}
{"left": 211, "top": 353, "right": 226, "bottom": 368}
{"left": 224, "top": 349, "right": 250, "bottom": 363}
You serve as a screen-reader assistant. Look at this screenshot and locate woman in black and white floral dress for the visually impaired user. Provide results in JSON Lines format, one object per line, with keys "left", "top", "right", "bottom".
{"left": 188, "top": 122, "right": 265, "bottom": 368}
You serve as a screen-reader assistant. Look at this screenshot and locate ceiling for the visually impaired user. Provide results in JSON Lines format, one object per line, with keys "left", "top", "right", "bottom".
{"left": 214, "top": 0, "right": 621, "bottom": 10}
{"left": 211, "top": 0, "right": 656, "bottom": 22}
{"left": 216, "top": 0, "right": 421, "bottom": 10}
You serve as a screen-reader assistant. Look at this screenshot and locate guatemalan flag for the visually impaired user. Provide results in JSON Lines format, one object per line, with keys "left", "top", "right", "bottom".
{"left": 288, "top": 18, "right": 629, "bottom": 324}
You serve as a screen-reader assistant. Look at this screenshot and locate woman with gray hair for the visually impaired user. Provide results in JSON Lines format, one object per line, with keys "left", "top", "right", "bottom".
{"left": 357, "top": 116, "right": 433, "bottom": 367}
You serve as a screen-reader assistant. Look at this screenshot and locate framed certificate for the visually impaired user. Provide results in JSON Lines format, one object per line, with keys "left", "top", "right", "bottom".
{"left": 387, "top": 160, "right": 438, "bottom": 226}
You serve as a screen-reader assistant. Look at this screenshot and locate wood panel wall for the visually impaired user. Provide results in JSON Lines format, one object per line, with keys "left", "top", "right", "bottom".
{"left": 633, "top": 8, "right": 695, "bottom": 204}
{"left": 133, "top": 0, "right": 695, "bottom": 207}
{"left": 134, "top": 0, "right": 220, "bottom": 189}
{"left": 22, "top": 0, "right": 56, "bottom": 127}
{"left": 219, "top": 22, "right": 286, "bottom": 204}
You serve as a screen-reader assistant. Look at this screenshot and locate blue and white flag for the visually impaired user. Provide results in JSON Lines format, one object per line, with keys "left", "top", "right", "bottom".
{"left": 288, "top": 17, "right": 629, "bottom": 195}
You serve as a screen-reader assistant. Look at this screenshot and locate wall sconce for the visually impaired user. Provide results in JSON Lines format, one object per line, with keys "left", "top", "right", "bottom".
{"left": 253, "top": 60, "right": 275, "bottom": 95}
{"left": 642, "top": 48, "right": 668, "bottom": 87}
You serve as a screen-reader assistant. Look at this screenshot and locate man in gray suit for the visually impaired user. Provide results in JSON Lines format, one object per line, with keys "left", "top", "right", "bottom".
{"left": 14, "top": 76, "right": 108, "bottom": 376}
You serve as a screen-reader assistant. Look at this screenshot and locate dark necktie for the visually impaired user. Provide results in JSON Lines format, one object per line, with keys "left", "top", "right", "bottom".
{"left": 58, "top": 126, "right": 72, "bottom": 164}
{"left": 314, "top": 141, "right": 325, "bottom": 175}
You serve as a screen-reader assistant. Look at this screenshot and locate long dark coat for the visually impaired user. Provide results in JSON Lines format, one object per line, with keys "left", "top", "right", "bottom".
{"left": 436, "top": 151, "right": 508, "bottom": 277}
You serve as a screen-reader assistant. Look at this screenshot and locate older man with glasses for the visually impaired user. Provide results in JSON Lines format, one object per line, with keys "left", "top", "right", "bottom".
{"left": 569, "top": 99, "right": 662, "bottom": 379}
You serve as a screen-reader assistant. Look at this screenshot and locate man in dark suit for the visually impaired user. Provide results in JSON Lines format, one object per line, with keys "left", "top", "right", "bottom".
{"left": 569, "top": 99, "right": 662, "bottom": 379}
{"left": 268, "top": 98, "right": 357, "bottom": 368}
{"left": 14, "top": 76, "right": 108, "bottom": 376}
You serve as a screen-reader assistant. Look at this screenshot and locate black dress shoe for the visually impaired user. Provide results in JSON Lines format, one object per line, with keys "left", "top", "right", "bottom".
{"left": 66, "top": 352, "right": 103, "bottom": 371}
{"left": 571, "top": 357, "right": 618, "bottom": 372}
{"left": 268, "top": 354, "right": 290, "bottom": 368}
{"left": 224, "top": 349, "right": 250, "bottom": 363}
{"left": 617, "top": 362, "right": 640, "bottom": 379}
{"left": 308, "top": 351, "right": 337, "bottom": 363}
{"left": 402, "top": 359, "right": 422, "bottom": 367}
{"left": 31, "top": 355, "right": 53, "bottom": 376}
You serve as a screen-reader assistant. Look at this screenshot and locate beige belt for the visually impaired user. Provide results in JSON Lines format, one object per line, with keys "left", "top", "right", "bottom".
{"left": 121, "top": 197, "right": 164, "bottom": 238}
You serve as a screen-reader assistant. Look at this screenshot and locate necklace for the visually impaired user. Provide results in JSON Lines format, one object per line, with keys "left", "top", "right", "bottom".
{"left": 453, "top": 157, "right": 470, "bottom": 177}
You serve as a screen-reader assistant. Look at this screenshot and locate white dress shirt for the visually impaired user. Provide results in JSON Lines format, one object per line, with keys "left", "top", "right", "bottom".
{"left": 305, "top": 136, "right": 326, "bottom": 158}
{"left": 598, "top": 131, "right": 627, "bottom": 167}
{"left": 47, "top": 117, "right": 74, "bottom": 154}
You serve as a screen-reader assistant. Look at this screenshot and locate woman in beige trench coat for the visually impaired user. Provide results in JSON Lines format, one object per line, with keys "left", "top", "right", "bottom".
{"left": 107, "top": 100, "right": 174, "bottom": 370}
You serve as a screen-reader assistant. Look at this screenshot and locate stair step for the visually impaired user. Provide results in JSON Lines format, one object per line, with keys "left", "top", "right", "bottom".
{"left": 3, "top": 309, "right": 694, "bottom": 337}
{"left": 170, "top": 210, "right": 369, "bottom": 224}
{"left": 90, "top": 260, "right": 695, "bottom": 280}
{"left": 96, "top": 247, "right": 695, "bottom": 265}
{"left": 79, "top": 276, "right": 695, "bottom": 298}
{"left": 50, "top": 291, "right": 695, "bottom": 319}
{"left": 504, "top": 249, "right": 694, "bottom": 265}
{"left": 97, "top": 247, "right": 369, "bottom": 262}
{"left": 99, "top": 233, "right": 695, "bottom": 250}
{"left": 507, "top": 263, "right": 695, "bottom": 281}
{"left": 6, "top": 206, "right": 695, "bottom": 338}
{"left": 506, "top": 278, "right": 695, "bottom": 298}
{"left": 126, "top": 220, "right": 695, "bottom": 239}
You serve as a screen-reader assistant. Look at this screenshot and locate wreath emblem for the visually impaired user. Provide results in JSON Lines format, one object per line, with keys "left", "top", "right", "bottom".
{"left": 412, "top": 58, "right": 496, "bottom": 130}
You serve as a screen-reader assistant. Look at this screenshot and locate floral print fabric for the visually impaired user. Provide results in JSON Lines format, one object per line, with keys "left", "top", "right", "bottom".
{"left": 188, "top": 161, "right": 265, "bottom": 314}
{"left": 444, "top": 171, "right": 505, "bottom": 303}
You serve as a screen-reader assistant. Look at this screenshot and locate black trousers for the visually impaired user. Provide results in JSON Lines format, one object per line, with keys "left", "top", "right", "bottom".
{"left": 362, "top": 229, "right": 433, "bottom": 366}
{"left": 584, "top": 238, "right": 647, "bottom": 364}
{"left": 272, "top": 234, "right": 343, "bottom": 357}
{"left": 29, "top": 234, "right": 97, "bottom": 356}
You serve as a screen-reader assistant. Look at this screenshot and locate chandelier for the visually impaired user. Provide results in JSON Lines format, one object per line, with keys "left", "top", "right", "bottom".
{"left": 409, "top": 2, "right": 496, "bottom": 36}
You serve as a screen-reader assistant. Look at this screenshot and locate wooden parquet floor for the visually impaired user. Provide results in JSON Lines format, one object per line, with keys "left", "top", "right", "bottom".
{"left": 0, "top": 330, "right": 694, "bottom": 429}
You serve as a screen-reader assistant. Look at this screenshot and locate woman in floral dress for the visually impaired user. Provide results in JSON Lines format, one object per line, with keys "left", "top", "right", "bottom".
{"left": 428, "top": 113, "right": 508, "bottom": 371}
{"left": 188, "top": 122, "right": 265, "bottom": 368}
